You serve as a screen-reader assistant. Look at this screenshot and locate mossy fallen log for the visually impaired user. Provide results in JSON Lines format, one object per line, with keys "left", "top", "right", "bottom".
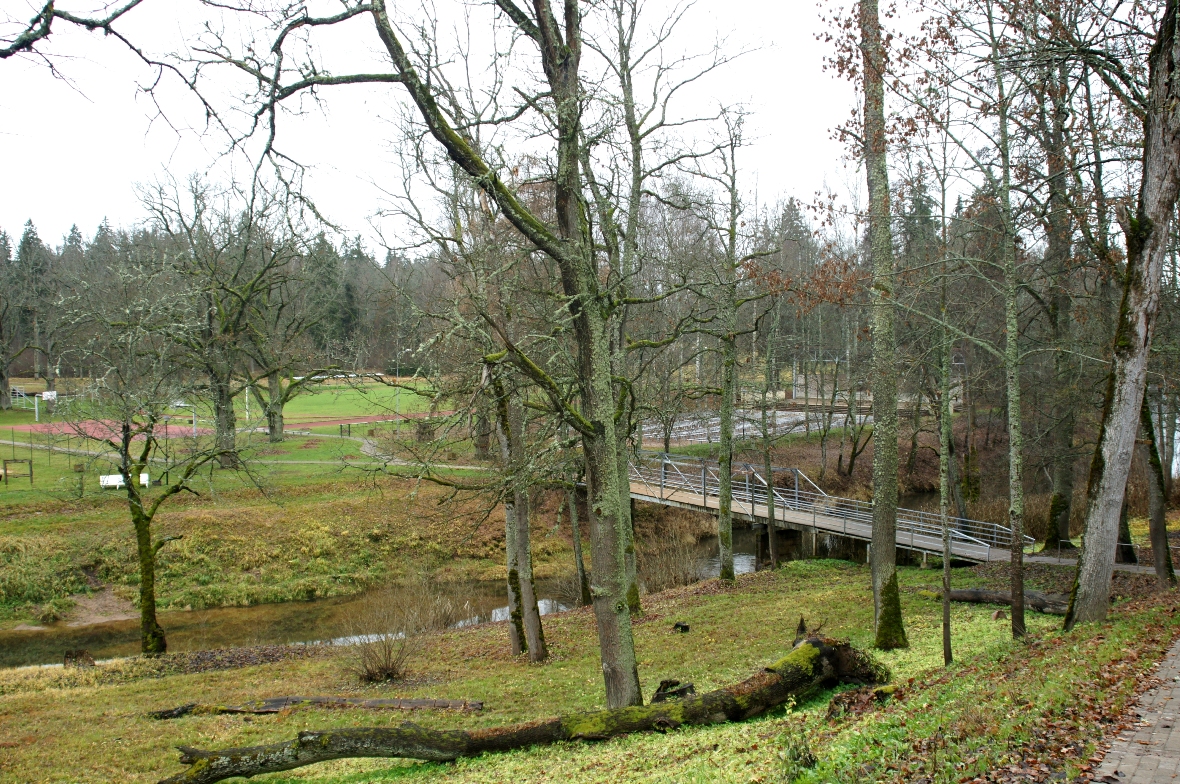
{"left": 149, "top": 696, "right": 482, "bottom": 720}
{"left": 157, "top": 638, "right": 886, "bottom": 784}
{"left": 935, "top": 588, "right": 1069, "bottom": 615}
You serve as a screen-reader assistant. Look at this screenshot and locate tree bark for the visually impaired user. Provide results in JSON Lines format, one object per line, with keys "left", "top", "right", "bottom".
{"left": 1067, "top": 1, "right": 1180, "bottom": 629}
{"left": 1116, "top": 498, "right": 1138, "bottom": 564}
{"left": 763, "top": 301, "right": 781, "bottom": 569}
{"left": 212, "top": 376, "right": 237, "bottom": 469}
{"left": 0, "top": 362, "right": 10, "bottom": 410}
{"left": 717, "top": 326, "right": 737, "bottom": 583}
{"left": 567, "top": 484, "right": 592, "bottom": 606}
{"left": 859, "top": 0, "right": 907, "bottom": 650}
{"left": 939, "top": 274, "right": 953, "bottom": 666}
{"left": 133, "top": 507, "right": 167, "bottom": 655}
{"left": 266, "top": 372, "right": 284, "bottom": 443}
{"left": 157, "top": 638, "right": 886, "bottom": 784}
{"left": 493, "top": 384, "right": 540, "bottom": 658}
{"left": 512, "top": 486, "right": 547, "bottom": 661}
{"left": 1141, "top": 396, "right": 1177, "bottom": 589}
{"left": 123, "top": 421, "right": 166, "bottom": 655}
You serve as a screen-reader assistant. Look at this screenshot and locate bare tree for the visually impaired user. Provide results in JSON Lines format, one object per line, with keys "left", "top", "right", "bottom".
{"left": 1067, "top": 0, "right": 1180, "bottom": 628}
{"left": 60, "top": 237, "right": 232, "bottom": 654}
{"left": 859, "top": 0, "right": 908, "bottom": 650}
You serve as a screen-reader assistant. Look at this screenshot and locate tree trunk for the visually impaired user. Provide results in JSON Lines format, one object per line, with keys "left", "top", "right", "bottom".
{"left": 616, "top": 433, "right": 640, "bottom": 613}
{"left": 1043, "top": 60, "right": 1077, "bottom": 552}
{"left": 502, "top": 497, "right": 526, "bottom": 654}
{"left": 0, "top": 362, "right": 10, "bottom": 410}
{"left": 507, "top": 400, "right": 546, "bottom": 661}
{"left": 1165, "top": 392, "right": 1177, "bottom": 499}
{"left": 1141, "top": 396, "right": 1177, "bottom": 588}
{"left": 946, "top": 437, "right": 969, "bottom": 523}
{"left": 512, "top": 486, "right": 547, "bottom": 661}
{"left": 32, "top": 314, "right": 42, "bottom": 380}
{"left": 567, "top": 485, "right": 592, "bottom": 606}
{"left": 266, "top": 372, "right": 284, "bottom": 443}
{"left": 717, "top": 328, "right": 737, "bottom": 583}
{"left": 493, "top": 386, "right": 530, "bottom": 657}
{"left": 157, "top": 638, "right": 886, "bottom": 784}
{"left": 133, "top": 508, "right": 167, "bottom": 655}
{"left": 763, "top": 302, "right": 780, "bottom": 569}
{"left": 1067, "top": 1, "right": 1180, "bottom": 629}
{"left": 44, "top": 345, "right": 56, "bottom": 393}
{"left": 986, "top": 3, "right": 1026, "bottom": 639}
{"left": 1116, "top": 497, "right": 1138, "bottom": 564}
{"left": 860, "top": 0, "right": 906, "bottom": 650}
{"left": 213, "top": 376, "right": 237, "bottom": 468}
{"left": 939, "top": 276, "right": 953, "bottom": 667}
{"left": 123, "top": 420, "right": 166, "bottom": 656}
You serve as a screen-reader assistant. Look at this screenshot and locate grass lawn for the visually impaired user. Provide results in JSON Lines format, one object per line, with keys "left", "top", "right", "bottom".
{"left": 0, "top": 561, "right": 1175, "bottom": 783}
{"left": 244, "top": 383, "right": 435, "bottom": 425}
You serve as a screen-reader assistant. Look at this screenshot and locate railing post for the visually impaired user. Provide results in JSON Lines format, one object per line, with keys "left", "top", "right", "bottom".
{"left": 701, "top": 458, "right": 707, "bottom": 506}
{"left": 794, "top": 469, "right": 799, "bottom": 510}
{"left": 745, "top": 469, "right": 751, "bottom": 516}
{"left": 660, "top": 455, "right": 666, "bottom": 500}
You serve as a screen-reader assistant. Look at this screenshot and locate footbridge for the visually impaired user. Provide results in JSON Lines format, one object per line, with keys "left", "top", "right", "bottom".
{"left": 628, "top": 451, "right": 1032, "bottom": 564}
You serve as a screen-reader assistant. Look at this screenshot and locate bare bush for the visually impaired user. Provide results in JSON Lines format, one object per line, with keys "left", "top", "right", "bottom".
{"left": 638, "top": 540, "right": 703, "bottom": 594}
{"left": 343, "top": 581, "right": 473, "bottom": 684}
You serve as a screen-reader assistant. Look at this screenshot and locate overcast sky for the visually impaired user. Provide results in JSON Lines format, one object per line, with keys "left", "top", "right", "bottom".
{"left": 0, "top": 1, "right": 859, "bottom": 251}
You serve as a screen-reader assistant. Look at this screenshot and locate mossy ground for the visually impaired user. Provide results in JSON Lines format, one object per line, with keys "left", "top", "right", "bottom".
{"left": 0, "top": 560, "right": 1174, "bottom": 783}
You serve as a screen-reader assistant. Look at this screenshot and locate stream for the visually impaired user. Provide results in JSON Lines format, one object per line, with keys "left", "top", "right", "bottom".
{"left": 1, "top": 529, "right": 766, "bottom": 668}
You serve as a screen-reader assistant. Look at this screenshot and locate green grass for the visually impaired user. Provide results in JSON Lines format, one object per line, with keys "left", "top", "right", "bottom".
{"left": 0, "top": 408, "right": 37, "bottom": 427}
{"left": 230, "top": 383, "right": 434, "bottom": 425}
{"left": 0, "top": 561, "right": 1173, "bottom": 783}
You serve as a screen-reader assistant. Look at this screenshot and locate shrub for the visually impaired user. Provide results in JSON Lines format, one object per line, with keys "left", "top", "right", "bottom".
{"left": 343, "top": 579, "right": 472, "bottom": 683}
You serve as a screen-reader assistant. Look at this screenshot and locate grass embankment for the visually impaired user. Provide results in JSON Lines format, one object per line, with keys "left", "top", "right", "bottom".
{"left": 0, "top": 560, "right": 1174, "bottom": 783}
{"left": 0, "top": 457, "right": 547, "bottom": 625}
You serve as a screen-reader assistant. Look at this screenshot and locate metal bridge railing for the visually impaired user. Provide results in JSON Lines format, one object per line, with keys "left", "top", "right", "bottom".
{"left": 628, "top": 451, "right": 1033, "bottom": 554}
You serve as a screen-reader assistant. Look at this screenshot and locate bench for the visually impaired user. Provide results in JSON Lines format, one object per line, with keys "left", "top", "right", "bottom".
{"left": 98, "top": 473, "right": 150, "bottom": 489}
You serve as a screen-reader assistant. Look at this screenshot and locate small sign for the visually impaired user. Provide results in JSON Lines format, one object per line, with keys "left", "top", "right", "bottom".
{"left": 41, "top": 391, "right": 56, "bottom": 402}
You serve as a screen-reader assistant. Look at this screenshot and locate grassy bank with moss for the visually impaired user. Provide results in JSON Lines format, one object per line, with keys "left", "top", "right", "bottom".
{"left": 0, "top": 449, "right": 568, "bottom": 625}
{"left": 0, "top": 560, "right": 1174, "bottom": 783}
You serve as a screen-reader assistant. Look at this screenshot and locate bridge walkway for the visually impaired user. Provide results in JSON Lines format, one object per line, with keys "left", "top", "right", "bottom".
{"left": 627, "top": 452, "right": 1032, "bottom": 564}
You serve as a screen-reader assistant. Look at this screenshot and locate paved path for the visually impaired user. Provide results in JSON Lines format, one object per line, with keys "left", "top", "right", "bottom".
{"left": 1093, "top": 637, "right": 1180, "bottom": 782}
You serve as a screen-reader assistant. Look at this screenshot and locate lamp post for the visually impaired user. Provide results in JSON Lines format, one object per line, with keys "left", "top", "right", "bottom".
{"left": 394, "top": 348, "right": 411, "bottom": 436}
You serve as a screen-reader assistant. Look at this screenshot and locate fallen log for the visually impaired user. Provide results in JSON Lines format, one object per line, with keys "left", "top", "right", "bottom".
{"left": 936, "top": 588, "right": 1069, "bottom": 615}
{"left": 149, "top": 696, "right": 482, "bottom": 720}
{"left": 158, "top": 637, "right": 886, "bottom": 784}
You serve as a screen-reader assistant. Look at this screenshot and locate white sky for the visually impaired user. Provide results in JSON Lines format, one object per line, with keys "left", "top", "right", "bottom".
{"left": 0, "top": 1, "right": 858, "bottom": 250}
